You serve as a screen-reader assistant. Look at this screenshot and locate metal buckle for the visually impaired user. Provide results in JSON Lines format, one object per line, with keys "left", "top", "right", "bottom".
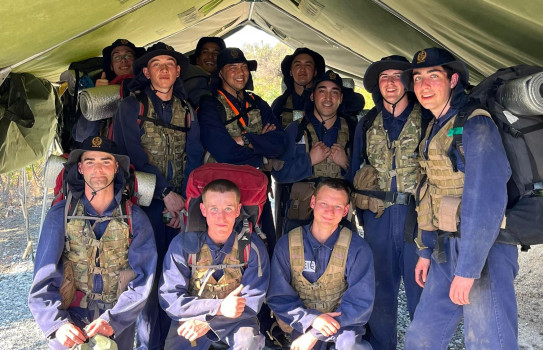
{"left": 393, "top": 192, "right": 410, "bottom": 205}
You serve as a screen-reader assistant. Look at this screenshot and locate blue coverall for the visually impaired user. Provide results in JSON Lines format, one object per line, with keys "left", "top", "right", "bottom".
{"left": 114, "top": 85, "right": 204, "bottom": 350}
{"left": 404, "top": 108, "right": 518, "bottom": 350}
{"left": 159, "top": 230, "right": 270, "bottom": 350}
{"left": 273, "top": 112, "right": 352, "bottom": 234}
{"left": 28, "top": 173, "right": 157, "bottom": 349}
{"left": 348, "top": 102, "right": 423, "bottom": 350}
{"left": 267, "top": 224, "right": 374, "bottom": 350}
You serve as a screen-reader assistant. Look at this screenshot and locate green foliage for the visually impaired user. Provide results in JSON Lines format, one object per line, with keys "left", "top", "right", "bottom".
{"left": 241, "top": 42, "right": 291, "bottom": 105}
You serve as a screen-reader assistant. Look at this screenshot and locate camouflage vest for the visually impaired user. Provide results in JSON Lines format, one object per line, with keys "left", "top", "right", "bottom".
{"left": 206, "top": 92, "right": 263, "bottom": 163}
{"left": 366, "top": 105, "right": 422, "bottom": 208}
{"left": 63, "top": 201, "right": 130, "bottom": 307}
{"left": 280, "top": 94, "right": 295, "bottom": 129}
{"left": 188, "top": 238, "right": 244, "bottom": 299}
{"left": 140, "top": 96, "right": 188, "bottom": 189}
{"left": 416, "top": 109, "right": 491, "bottom": 231}
{"left": 305, "top": 118, "right": 350, "bottom": 179}
{"left": 288, "top": 227, "right": 351, "bottom": 313}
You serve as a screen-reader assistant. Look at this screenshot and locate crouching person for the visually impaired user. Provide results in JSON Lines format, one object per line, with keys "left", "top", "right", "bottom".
{"left": 267, "top": 178, "right": 374, "bottom": 350}
{"left": 159, "top": 179, "right": 270, "bottom": 349}
{"left": 28, "top": 136, "right": 157, "bottom": 349}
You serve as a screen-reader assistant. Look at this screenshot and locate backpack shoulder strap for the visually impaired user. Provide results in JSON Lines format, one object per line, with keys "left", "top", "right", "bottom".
{"left": 295, "top": 117, "right": 313, "bottom": 149}
{"left": 360, "top": 107, "right": 379, "bottom": 164}
{"left": 121, "top": 198, "right": 134, "bottom": 242}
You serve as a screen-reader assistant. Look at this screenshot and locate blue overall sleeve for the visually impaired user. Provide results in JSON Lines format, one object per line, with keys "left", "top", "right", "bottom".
{"left": 455, "top": 115, "right": 511, "bottom": 278}
{"left": 97, "top": 205, "right": 157, "bottom": 335}
{"left": 113, "top": 96, "right": 170, "bottom": 198}
{"left": 159, "top": 233, "right": 270, "bottom": 333}
{"left": 28, "top": 202, "right": 73, "bottom": 338}
{"left": 272, "top": 121, "right": 313, "bottom": 183}
{"left": 182, "top": 115, "right": 204, "bottom": 196}
{"left": 347, "top": 117, "right": 366, "bottom": 183}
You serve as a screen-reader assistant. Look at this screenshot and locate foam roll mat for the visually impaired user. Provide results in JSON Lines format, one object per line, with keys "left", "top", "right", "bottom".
{"left": 79, "top": 85, "right": 121, "bottom": 121}
{"left": 134, "top": 171, "right": 156, "bottom": 207}
{"left": 497, "top": 71, "right": 543, "bottom": 116}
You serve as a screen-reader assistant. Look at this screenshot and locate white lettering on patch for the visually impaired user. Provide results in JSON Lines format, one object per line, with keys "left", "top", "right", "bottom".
{"left": 304, "top": 260, "right": 316, "bottom": 272}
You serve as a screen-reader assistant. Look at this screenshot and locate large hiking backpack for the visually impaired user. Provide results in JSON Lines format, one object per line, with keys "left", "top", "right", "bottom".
{"left": 450, "top": 65, "right": 543, "bottom": 250}
{"left": 183, "top": 163, "right": 269, "bottom": 266}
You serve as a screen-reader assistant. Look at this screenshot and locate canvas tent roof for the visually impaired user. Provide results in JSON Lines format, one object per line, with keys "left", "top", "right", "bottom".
{"left": 2, "top": 0, "right": 543, "bottom": 85}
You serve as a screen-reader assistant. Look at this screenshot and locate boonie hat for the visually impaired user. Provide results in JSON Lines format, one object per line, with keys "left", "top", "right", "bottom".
{"left": 189, "top": 37, "right": 226, "bottom": 65}
{"left": 313, "top": 70, "right": 343, "bottom": 92}
{"left": 216, "top": 48, "right": 257, "bottom": 72}
{"left": 400, "top": 47, "right": 469, "bottom": 91}
{"left": 102, "top": 39, "right": 145, "bottom": 79}
{"left": 132, "top": 42, "right": 189, "bottom": 76}
{"left": 280, "top": 47, "right": 325, "bottom": 87}
{"left": 363, "top": 55, "right": 411, "bottom": 93}
{"left": 67, "top": 136, "right": 130, "bottom": 177}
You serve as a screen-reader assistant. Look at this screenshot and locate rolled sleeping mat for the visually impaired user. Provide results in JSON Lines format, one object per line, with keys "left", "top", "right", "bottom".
{"left": 44, "top": 155, "right": 67, "bottom": 188}
{"left": 79, "top": 85, "right": 121, "bottom": 121}
{"left": 497, "top": 71, "right": 543, "bottom": 115}
{"left": 59, "top": 70, "right": 77, "bottom": 96}
{"left": 43, "top": 155, "right": 156, "bottom": 207}
{"left": 134, "top": 171, "right": 156, "bottom": 207}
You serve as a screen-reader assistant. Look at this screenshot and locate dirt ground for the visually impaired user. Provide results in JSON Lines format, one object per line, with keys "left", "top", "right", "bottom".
{"left": 0, "top": 203, "right": 542, "bottom": 349}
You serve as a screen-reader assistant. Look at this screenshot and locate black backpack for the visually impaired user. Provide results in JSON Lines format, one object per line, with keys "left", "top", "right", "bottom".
{"left": 450, "top": 65, "right": 543, "bottom": 250}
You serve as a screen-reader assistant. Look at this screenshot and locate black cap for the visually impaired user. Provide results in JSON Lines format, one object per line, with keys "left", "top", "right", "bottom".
{"left": 102, "top": 39, "right": 145, "bottom": 80}
{"left": 363, "top": 55, "right": 411, "bottom": 93}
{"left": 400, "top": 47, "right": 469, "bottom": 91}
{"left": 189, "top": 37, "right": 226, "bottom": 65}
{"left": 280, "top": 47, "right": 325, "bottom": 88}
{"left": 313, "top": 70, "right": 343, "bottom": 92}
{"left": 132, "top": 42, "right": 189, "bottom": 76}
{"left": 216, "top": 48, "right": 257, "bottom": 72}
{"left": 67, "top": 136, "right": 130, "bottom": 177}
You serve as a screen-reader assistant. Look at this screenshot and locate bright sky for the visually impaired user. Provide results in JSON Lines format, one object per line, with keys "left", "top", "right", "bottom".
{"left": 224, "top": 26, "right": 280, "bottom": 47}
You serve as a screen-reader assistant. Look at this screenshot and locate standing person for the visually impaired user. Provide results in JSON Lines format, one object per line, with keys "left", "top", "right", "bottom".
{"left": 400, "top": 47, "right": 517, "bottom": 350}
{"left": 73, "top": 38, "right": 145, "bottom": 143}
{"left": 272, "top": 47, "right": 325, "bottom": 129}
{"left": 28, "top": 136, "right": 156, "bottom": 349}
{"left": 273, "top": 70, "right": 353, "bottom": 235}
{"left": 267, "top": 178, "right": 374, "bottom": 350}
{"left": 183, "top": 37, "right": 226, "bottom": 107}
{"left": 159, "top": 179, "right": 270, "bottom": 349}
{"left": 349, "top": 55, "right": 427, "bottom": 349}
{"left": 114, "top": 42, "right": 204, "bottom": 349}
{"left": 198, "top": 47, "right": 288, "bottom": 250}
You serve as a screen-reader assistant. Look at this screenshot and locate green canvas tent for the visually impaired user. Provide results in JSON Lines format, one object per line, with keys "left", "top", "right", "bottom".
{"left": 1, "top": 0, "right": 543, "bottom": 172}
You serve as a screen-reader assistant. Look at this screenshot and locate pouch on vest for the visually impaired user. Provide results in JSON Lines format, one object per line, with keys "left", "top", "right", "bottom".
{"left": 116, "top": 269, "right": 136, "bottom": 298}
{"left": 60, "top": 260, "right": 76, "bottom": 310}
{"left": 416, "top": 181, "right": 437, "bottom": 231}
{"left": 352, "top": 165, "right": 385, "bottom": 218}
{"left": 287, "top": 182, "right": 315, "bottom": 220}
{"left": 437, "top": 196, "right": 461, "bottom": 232}
{"left": 73, "top": 334, "right": 118, "bottom": 350}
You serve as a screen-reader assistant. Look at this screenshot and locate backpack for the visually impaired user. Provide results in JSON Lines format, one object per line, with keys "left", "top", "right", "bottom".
{"left": 183, "top": 163, "right": 268, "bottom": 267}
{"left": 449, "top": 65, "right": 543, "bottom": 250}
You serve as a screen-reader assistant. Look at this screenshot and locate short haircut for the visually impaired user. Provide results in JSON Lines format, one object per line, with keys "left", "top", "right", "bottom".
{"left": 441, "top": 65, "right": 455, "bottom": 79}
{"left": 314, "top": 178, "right": 351, "bottom": 202}
{"left": 202, "top": 179, "right": 240, "bottom": 203}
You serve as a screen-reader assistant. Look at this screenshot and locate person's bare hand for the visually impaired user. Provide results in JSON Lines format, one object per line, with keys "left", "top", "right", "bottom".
{"left": 309, "top": 141, "right": 330, "bottom": 166}
{"left": 415, "top": 257, "right": 431, "bottom": 288}
{"left": 84, "top": 318, "right": 114, "bottom": 338}
{"left": 261, "top": 123, "right": 277, "bottom": 134}
{"left": 95, "top": 72, "right": 109, "bottom": 87}
{"left": 177, "top": 320, "right": 211, "bottom": 342}
{"left": 56, "top": 323, "right": 87, "bottom": 348}
{"left": 290, "top": 331, "right": 318, "bottom": 350}
{"left": 217, "top": 284, "right": 245, "bottom": 318}
{"left": 232, "top": 136, "right": 245, "bottom": 146}
{"left": 311, "top": 312, "right": 341, "bottom": 337}
{"left": 328, "top": 143, "right": 348, "bottom": 170}
{"left": 163, "top": 191, "right": 184, "bottom": 228}
{"left": 449, "top": 276, "right": 475, "bottom": 305}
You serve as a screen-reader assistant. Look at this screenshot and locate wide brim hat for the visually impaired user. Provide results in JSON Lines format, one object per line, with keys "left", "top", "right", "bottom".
{"left": 400, "top": 47, "right": 469, "bottom": 91}
{"left": 280, "top": 47, "right": 325, "bottom": 88}
{"left": 188, "top": 37, "right": 226, "bottom": 65}
{"left": 67, "top": 136, "right": 130, "bottom": 177}
{"left": 216, "top": 47, "right": 257, "bottom": 72}
{"left": 102, "top": 39, "right": 145, "bottom": 79}
{"left": 363, "top": 55, "right": 411, "bottom": 93}
{"left": 313, "top": 70, "right": 343, "bottom": 92}
{"left": 132, "top": 42, "right": 190, "bottom": 76}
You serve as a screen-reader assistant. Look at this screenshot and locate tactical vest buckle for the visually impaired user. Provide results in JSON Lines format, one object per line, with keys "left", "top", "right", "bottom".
{"left": 392, "top": 192, "right": 412, "bottom": 205}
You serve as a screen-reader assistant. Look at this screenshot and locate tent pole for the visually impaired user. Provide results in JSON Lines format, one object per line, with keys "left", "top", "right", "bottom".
{"left": 38, "top": 141, "right": 55, "bottom": 240}
{"left": 20, "top": 167, "right": 34, "bottom": 261}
